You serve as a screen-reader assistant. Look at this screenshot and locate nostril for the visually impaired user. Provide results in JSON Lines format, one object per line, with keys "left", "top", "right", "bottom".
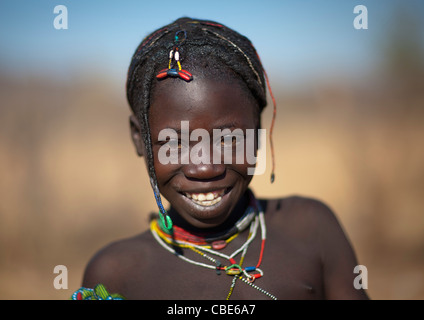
{"left": 183, "top": 163, "right": 226, "bottom": 181}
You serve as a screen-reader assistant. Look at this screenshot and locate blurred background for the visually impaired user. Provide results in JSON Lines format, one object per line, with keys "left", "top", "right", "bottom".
{"left": 1, "top": 0, "right": 423, "bottom": 300}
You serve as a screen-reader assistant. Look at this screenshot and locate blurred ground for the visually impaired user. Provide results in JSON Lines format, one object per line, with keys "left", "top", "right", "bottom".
{"left": 1, "top": 65, "right": 423, "bottom": 300}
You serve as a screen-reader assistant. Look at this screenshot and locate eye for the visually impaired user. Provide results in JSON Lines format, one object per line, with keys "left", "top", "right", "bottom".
{"left": 219, "top": 134, "right": 244, "bottom": 148}
{"left": 158, "top": 137, "right": 182, "bottom": 149}
{"left": 171, "top": 139, "right": 183, "bottom": 149}
{"left": 221, "top": 136, "right": 237, "bottom": 146}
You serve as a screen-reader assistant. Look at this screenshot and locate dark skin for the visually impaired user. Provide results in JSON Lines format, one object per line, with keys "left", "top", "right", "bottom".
{"left": 82, "top": 75, "right": 369, "bottom": 300}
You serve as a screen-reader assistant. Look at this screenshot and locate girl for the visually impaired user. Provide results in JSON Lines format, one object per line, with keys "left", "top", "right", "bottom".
{"left": 72, "top": 17, "right": 369, "bottom": 300}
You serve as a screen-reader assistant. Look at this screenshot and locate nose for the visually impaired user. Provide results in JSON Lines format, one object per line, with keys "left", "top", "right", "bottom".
{"left": 183, "top": 162, "right": 226, "bottom": 181}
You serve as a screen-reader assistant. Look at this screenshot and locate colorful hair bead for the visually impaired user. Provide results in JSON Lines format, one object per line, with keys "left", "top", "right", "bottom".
{"left": 156, "top": 30, "right": 193, "bottom": 82}
{"left": 151, "top": 179, "right": 172, "bottom": 231}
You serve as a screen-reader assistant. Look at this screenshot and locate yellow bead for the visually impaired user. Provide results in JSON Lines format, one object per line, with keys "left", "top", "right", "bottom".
{"left": 226, "top": 269, "right": 241, "bottom": 275}
{"left": 225, "top": 264, "right": 242, "bottom": 275}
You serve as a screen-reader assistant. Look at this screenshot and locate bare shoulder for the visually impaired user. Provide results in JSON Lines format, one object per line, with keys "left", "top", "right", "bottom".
{"left": 261, "top": 195, "right": 369, "bottom": 299}
{"left": 261, "top": 195, "right": 343, "bottom": 237}
{"left": 262, "top": 194, "right": 359, "bottom": 266}
{"left": 81, "top": 230, "right": 153, "bottom": 293}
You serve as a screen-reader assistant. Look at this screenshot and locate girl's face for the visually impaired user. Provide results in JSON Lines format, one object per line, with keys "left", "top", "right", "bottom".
{"left": 147, "top": 76, "right": 259, "bottom": 229}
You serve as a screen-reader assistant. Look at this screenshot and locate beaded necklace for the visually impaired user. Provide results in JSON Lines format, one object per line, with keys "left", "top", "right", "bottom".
{"left": 150, "top": 190, "right": 277, "bottom": 300}
{"left": 155, "top": 202, "right": 256, "bottom": 247}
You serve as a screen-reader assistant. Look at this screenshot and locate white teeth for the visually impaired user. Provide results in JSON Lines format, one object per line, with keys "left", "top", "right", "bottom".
{"left": 206, "top": 192, "right": 214, "bottom": 200}
{"left": 184, "top": 190, "right": 225, "bottom": 207}
{"left": 192, "top": 196, "right": 222, "bottom": 207}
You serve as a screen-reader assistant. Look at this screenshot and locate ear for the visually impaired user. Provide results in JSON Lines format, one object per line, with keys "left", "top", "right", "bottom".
{"left": 129, "top": 114, "right": 145, "bottom": 157}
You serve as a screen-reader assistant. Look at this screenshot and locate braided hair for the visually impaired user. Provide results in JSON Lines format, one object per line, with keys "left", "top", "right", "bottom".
{"left": 126, "top": 17, "right": 276, "bottom": 230}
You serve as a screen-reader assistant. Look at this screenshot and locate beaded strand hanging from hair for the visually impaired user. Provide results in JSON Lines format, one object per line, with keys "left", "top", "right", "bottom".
{"left": 151, "top": 28, "right": 195, "bottom": 230}
{"left": 127, "top": 24, "right": 184, "bottom": 231}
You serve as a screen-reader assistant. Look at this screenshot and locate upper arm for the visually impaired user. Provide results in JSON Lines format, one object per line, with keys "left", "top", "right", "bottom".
{"left": 81, "top": 242, "right": 126, "bottom": 294}
{"left": 309, "top": 200, "right": 369, "bottom": 299}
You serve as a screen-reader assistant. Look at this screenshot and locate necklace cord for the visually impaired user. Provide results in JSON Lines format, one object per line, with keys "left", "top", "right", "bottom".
{"left": 150, "top": 191, "right": 277, "bottom": 300}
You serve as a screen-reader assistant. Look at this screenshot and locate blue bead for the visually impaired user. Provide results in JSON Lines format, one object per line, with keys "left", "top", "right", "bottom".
{"left": 245, "top": 266, "right": 256, "bottom": 272}
{"left": 167, "top": 69, "right": 179, "bottom": 77}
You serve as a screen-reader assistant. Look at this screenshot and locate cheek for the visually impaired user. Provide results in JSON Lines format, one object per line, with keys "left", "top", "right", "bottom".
{"left": 152, "top": 147, "right": 180, "bottom": 181}
{"left": 232, "top": 161, "right": 255, "bottom": 183}
{"left": 234, "top": 129, "right": 260, "bottom": 165}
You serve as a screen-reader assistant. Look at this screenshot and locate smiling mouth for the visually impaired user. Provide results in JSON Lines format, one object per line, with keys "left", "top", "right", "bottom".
{"left": 183, "top": 189, "right": 228, "bottom": 207}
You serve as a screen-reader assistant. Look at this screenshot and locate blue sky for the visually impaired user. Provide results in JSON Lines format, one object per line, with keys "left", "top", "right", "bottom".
{"left": 0, "top": 0, "right": 423, "bottom": 90}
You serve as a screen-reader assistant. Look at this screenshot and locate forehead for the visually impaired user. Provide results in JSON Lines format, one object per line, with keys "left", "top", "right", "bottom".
{"left": 149, "top": 76, "right": 259, "bottom": 131}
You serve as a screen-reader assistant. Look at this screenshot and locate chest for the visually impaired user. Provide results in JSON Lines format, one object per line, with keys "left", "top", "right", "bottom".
{"left": 121, "top": 231, "right": 324, "bottom": 300}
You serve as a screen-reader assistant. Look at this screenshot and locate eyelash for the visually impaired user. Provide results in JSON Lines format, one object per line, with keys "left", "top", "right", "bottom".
{"left": 219, "top": 135, "right": 242, "bottom": 147}
{"left": 156, "top": 131, "right": 247, "bottom": 151}
{"left": 158, "top": 138, "right": 182, "bottom": 148}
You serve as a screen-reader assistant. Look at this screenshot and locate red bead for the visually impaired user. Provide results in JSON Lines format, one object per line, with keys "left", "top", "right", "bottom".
{"left": 178, "top": 69, "right": 193, "bottom": 81}
{"left": 212, "top": 240, "right": 227, "bottom": 250}
{"left": 248, "top": 273, "right": 262, "bottom": 283}
{"left": 156, "top": 69, "right": 169, "bottom": 79}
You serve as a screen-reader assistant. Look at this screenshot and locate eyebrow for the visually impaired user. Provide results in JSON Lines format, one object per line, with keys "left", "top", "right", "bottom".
{"left": 167, "top": 122, "right": 241, "bottom": 134}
